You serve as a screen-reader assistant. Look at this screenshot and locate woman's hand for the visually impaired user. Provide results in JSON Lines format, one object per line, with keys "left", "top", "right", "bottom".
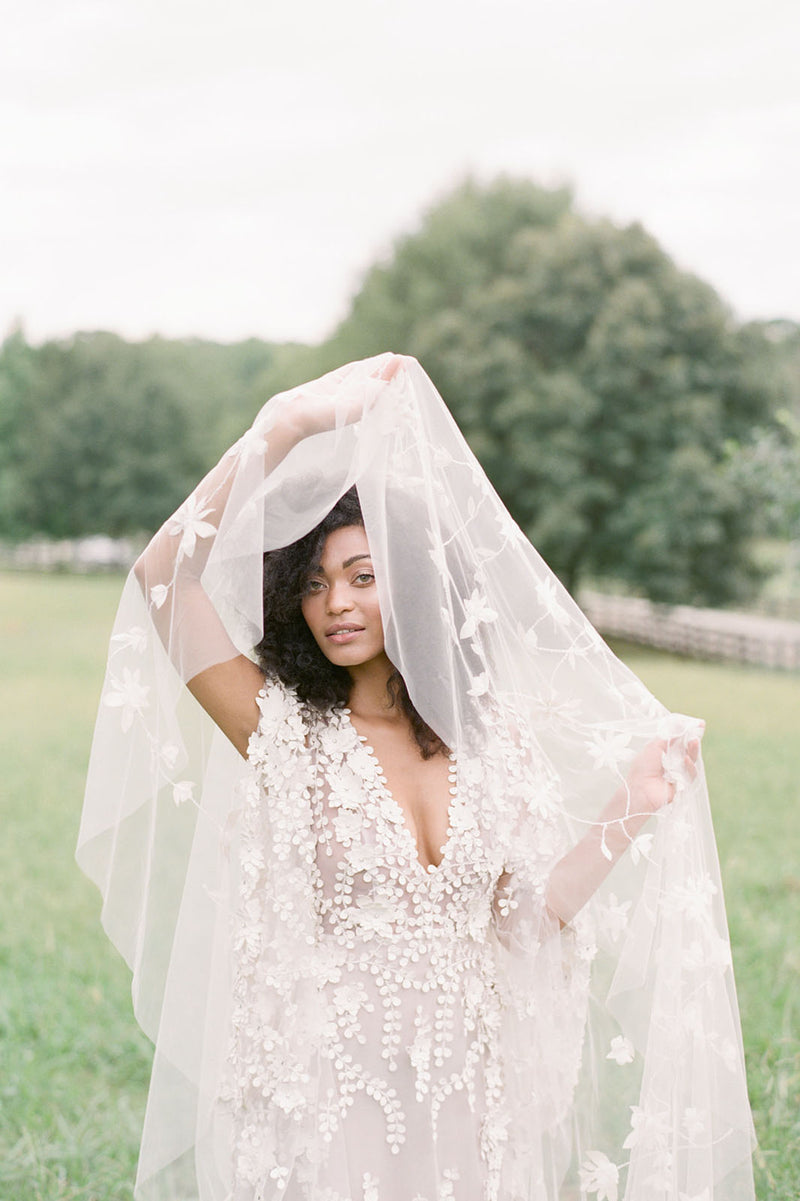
{"left": 376, "top": 353, "right": 407, "bottom": 382}
{"left": 627, "top": 734, "right": 702, "bottom": 813}
{"left": 280, "top": 353, "right": 407, "bottom": 441}
{"left": 546, "top": 727, "right": 703, "bottom": 925}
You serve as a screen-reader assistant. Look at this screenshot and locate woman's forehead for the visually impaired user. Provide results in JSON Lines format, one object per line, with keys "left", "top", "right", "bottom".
{"left": 317, "top": 524, "right": 371, "bottom": 569}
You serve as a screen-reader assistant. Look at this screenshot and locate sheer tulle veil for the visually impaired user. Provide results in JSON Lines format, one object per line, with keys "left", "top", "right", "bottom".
{"left": 77, "top": 353, "right": 755, "bottom": 1200}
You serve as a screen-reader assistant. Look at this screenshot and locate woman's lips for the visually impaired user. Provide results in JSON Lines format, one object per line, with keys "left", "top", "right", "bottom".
{"left": 326, "top": 627, "right": 364, "bottom": 644}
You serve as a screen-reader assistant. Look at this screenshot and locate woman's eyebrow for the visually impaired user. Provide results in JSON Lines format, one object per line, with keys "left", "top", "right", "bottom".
{"left": 307, "top": 553, "right": 373, "bottom": 576}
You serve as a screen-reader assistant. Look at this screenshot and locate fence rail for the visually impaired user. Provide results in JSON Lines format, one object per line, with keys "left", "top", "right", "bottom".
{"left": 0, "top": 536, "right": 140, "bottom": 573}
{"left": 3, "top": 539, "right": 800, "bottom": 671}
{"left": 579, "top": 590, "right": 800, "bottom": 671}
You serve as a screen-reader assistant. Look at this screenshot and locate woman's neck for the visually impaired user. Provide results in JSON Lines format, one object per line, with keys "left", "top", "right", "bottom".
{"left": 346, "top": 654, "right": 402, "bottom": 723}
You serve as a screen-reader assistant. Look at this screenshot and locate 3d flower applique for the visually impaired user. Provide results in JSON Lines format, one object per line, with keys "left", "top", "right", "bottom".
{"left": 586, "top": 729, "right": 633, "bottom": 772}
{"left": 104, "top": 667, "right": 150, "bottom": 732}
{"left": 619, "top": 676, "right": 664, "bottom": 718}
{"left": 362, "top": 1172, "right": 379, "bottom": 1201}
{"left": 238, "top": 839, "right": 265, "bottom": 883}
{"left": 427, "top": 534, "right": 449, "bottom": 575}
{"left": 683, "top": 931, "right": 732, "bottom": 973}
{"left": 495, "top": 504, "right": 526, "bottom": 546}
{"left": 272, "top": 1081, "right": 308, "bottom": 1116}
{"left": 172, "top": 780, "right": 195, "bottom": 807}
{"left": 661, "top": 738, "right": 690, "bottom": 797}
{"left": 597, "top": 893, "right": 632, "bottom": 942}
{"left": 467, "top": 672, "right": 490, "bottom": 697}
{"left": 459, "top": 589, "right": 499, "bottom": 640}
{"left": 464, "top": 893, "right": 492, "bottom": 941}
{"left": 333, "top": 808, "right": 363, "bottom": 844}
{"left": 159, "top": 742, "right": 180, "bottom": 770}
{"left": 578, "top": 1150, "right": 620, "bottom": 1201}
{"left": 535, "top": 577, "right": 572, "bottom": 628}
{"left": 682, "top": 1107, "right": 707, "bottom": 1142}
{"left": 521, "top": 622, "right": 539, "bottom": 650}
{"left": 350, "top": 894, "right": 399, "bottom": 938}
{"left": 629, "top": 832, "right": 654, "bottom": 865}
{"left": 530, "top": 688, "right": 583, "bottom": 729}
{"left": 623, "top": 1103, "right": 671, "bottom": 1151}
{"left": 606, "top": 1035, "right": 635, "bottom": 1065}
{"left": 150, "top": 583, "right": 170, "bottom": 609}
{"left": 322, "top": 721, "right": 357, "bottom": 757}
{"left": 346, "top": 841, "right": 385, "bottom": 874}
{"left": 257, "top": 681, "right": 295, "bottom": 725}
{"left": 440, "top": 1168, "right": 460, "bottom": 1199}
{"left": 332, "top": 981, "right": 371, "bottom": 1019}
{"left": 562, "top": 631, "right": 595, "bottom": 668}
{"left": 431, "top": 443, "right": 455, "bottom": 469}
{"left": 708, "top": 1034, "right": 741, "bottom": 1073}
{"left": 110, "top": 625, "right": 148, "bottom": 654}
{"left": 167, "top": 493, "right": 217, "bottom": 558}
{"left": 663, "top": 873, "right": 718, "bottom": 925}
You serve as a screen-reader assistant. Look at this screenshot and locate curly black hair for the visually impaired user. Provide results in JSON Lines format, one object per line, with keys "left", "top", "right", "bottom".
{"left": 254, "top": 486, "right": 447, "bottom": 759}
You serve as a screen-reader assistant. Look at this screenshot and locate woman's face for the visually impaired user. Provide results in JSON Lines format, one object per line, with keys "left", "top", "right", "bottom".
{"left": 300, "top": 525, "right": 387, "bottom": 671}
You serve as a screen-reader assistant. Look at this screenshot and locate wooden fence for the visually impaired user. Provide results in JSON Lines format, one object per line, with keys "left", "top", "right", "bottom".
{"left": 579, "top": 590, "right": 800, "bottom": 671}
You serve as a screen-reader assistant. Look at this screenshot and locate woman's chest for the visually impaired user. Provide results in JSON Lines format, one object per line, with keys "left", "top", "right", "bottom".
{"left": 305, "top": 715, "right": 512, "bottom": 946}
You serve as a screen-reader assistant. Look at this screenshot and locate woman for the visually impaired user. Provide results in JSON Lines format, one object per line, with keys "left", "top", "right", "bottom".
{"left": 78, "top": 353, "right": 755, "bottom": 1201}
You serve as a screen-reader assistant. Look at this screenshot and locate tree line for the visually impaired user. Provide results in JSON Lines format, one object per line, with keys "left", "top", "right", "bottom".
{"left": 2, "top": 177, "right": 798, "bottom": 605}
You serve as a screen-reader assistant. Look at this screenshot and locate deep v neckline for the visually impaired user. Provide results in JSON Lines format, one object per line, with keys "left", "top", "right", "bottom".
{"left": 340, "top": 708, "right": 458, "bottom": 875}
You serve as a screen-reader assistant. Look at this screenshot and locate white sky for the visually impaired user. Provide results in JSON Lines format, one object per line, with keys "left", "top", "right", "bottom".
{"left": 1, "top": 0, "right": 798, "bottom": 345}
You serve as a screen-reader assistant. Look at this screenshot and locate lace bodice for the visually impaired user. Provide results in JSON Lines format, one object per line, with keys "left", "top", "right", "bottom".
{"left": 219, "top": 679, "right": 591, "bottom": 1201}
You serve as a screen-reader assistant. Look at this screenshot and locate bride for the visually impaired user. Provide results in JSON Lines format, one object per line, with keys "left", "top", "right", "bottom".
{"left": 78, "top": 353, "right": 754, "bottom": 1201}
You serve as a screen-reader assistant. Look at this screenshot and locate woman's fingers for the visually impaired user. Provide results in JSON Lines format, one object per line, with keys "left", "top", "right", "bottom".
{"left": 684, "top": 738, "right": 700, "bottom": 780}
{"left": 656, "top": 731, "right": 702, "bottom": 800}
{"left": 378, "top": 353, "right": 406, "bottom": 382}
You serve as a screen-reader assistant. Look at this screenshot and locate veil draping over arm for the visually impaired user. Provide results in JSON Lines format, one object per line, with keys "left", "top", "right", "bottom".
{"left": 77, "top": 353, "right": 755, "bottom": 1201}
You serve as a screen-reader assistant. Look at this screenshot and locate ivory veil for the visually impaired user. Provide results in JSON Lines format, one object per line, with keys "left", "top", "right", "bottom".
{"left": 77, "top": 353, "right": 755, "bottom": 1201}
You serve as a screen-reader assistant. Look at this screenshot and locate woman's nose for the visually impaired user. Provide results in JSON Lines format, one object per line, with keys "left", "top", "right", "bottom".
{"left": 326, "top": 582, "right": 354, "bottom": 614}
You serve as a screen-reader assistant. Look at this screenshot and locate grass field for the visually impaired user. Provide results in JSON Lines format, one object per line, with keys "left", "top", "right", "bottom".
{"left": 1, "top": 572, "right": 798, "bottom": 1200}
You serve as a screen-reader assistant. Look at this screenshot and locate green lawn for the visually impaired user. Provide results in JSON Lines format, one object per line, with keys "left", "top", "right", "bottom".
{"left": 1, "top": 574, "right": 798, "bottom": 1199}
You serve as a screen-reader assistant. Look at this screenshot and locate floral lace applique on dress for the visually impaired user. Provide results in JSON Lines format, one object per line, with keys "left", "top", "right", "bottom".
{"left": 219, "top": 679, "right": 590, "bottom": 1201}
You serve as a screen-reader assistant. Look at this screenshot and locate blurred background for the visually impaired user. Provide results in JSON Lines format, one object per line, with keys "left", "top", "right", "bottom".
{"left": 1, "top": 1, "right": 798, "bottom": 1198}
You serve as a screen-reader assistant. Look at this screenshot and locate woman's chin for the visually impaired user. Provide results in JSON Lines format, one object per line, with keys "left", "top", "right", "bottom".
{"left": 320, "top": 642, "right": 387, "bottom": 671}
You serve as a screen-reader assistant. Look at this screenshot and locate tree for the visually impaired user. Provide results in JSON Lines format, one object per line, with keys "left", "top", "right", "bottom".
{"left": 325, "top": 177, "right": 781, "bottom": 604}
{"left": 725, "top": 409, "right": 800, "bottom": 544}
{"left": 0, "top": 331, "right": 278, "bottom": 541}
{"left": 0, "top": 324, "right": 36, "bottom": 539}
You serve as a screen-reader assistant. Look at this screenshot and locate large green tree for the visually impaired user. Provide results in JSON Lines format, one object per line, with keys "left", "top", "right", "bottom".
{"left": 0, "top": 331, "right": 275, "bottom": 539}
{"left": 325, "top": 178, "right": 780, "bottom": 604}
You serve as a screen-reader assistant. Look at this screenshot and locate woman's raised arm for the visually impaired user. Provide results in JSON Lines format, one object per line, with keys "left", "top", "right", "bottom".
{"left": 544, "top": 735, "right": 701, "bottom": 927}
{"left": 133, "top": 354, "right": 406, "bottom": 755}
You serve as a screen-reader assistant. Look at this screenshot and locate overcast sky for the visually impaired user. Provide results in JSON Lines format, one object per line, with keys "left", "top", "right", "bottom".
{"left": 2, "top": 0, "right": 798, "bottom": 345}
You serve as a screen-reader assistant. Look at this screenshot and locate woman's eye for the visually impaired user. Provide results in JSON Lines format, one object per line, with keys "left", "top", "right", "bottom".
{"left": 355, "top": 572, "right": 374, "bottom": 584}
{"left": 304, "top": 579, "right": 324, "bottom": 594}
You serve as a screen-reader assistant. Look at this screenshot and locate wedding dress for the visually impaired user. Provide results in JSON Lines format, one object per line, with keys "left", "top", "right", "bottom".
{"left": 221, "top": 678, "right": 594, "bottom": 1201}
{"left": 77, "top": 353, "right": 755, "bottom": 1201}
